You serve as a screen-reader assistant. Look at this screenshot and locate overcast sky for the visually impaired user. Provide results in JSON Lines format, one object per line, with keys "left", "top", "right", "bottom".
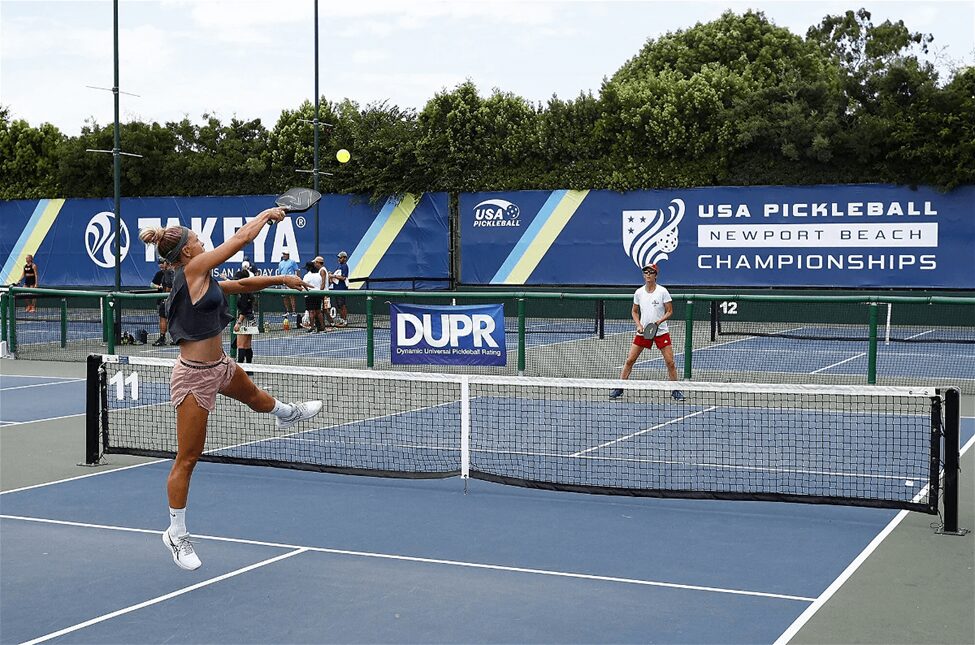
{"left": 2, "top": 0, "right": 972, "bottom": 136}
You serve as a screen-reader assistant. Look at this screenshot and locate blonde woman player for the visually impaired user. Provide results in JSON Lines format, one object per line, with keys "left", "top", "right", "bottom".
{"left": 140, "top": 208, "right": 323, "bottom": 571}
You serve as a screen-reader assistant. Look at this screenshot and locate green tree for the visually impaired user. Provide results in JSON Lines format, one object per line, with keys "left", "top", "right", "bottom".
{"left": 268, "top": 99, "right": 342, "bottom": 194}
{"left": 536, "top": 92, "right": 607, "bottom": 188}
{"left": 805, "top": 8, "right": 960, "bottom": 185}
{"left": 599, "top": 10, "right": 844, "bottom": 188}
{"left": 415, "top": 82, "right": 488, "bottom": 192}
{"left": 0, "top": 111, "right": 64, "bottom": 199}
{"left": 161, "top": 115, "right": 270, "bottom": 196}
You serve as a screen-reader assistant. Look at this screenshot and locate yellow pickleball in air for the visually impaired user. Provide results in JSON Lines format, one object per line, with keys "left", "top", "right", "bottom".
{"left": 336, "top": 149, "right": 351, "bottom": 163}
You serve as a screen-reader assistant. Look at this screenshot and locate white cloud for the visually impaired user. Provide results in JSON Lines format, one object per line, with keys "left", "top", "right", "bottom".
{"left": 351, "top": 49, "right": 390, "bottom": 65}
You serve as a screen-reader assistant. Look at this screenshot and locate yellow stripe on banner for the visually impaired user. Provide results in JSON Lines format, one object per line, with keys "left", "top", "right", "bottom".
{"left": 4, "top": 199, "right": 65, "bottom": 284}
{"left": 348, "top": 194, "right": 420, "bottom": 289}
{"left": 503, "top": 190, "right": 589, "bottom": 284}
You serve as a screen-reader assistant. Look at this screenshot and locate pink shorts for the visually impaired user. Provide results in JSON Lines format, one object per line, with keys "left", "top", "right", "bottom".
{"left": 170, "top": 355, "right": 238, "bottom": 412}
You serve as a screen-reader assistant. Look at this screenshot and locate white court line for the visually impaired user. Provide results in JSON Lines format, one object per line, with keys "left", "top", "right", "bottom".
{"left": 904, "top": 329, "right": 936, "bottom": 340}
{"left": 1, "top": 378, "right": 84, "bottom": 392}
{"left": 21, "top": 546, "right": 309, "bottom": 645}
{"left": 0, "top": 412, "right": 85, "bottom": 428}
{"left": 1, "top": 514, "right": 815, "bottom": 604}
{"left": 571, "top": 406, "right": 720, "bottom": 457}
{"left": 0, "top": 374, "right": 82, "bottom": 381}
{"left": 809, "top": 352, "right": 866, "bottom": 374}
{"left": 774, "top": 431, "right": 975, "bottom": 645}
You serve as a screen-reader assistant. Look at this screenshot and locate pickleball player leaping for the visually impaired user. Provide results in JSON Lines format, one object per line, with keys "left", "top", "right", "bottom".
{"left": 140, "top": 207, "right": 322, "bottom": 570}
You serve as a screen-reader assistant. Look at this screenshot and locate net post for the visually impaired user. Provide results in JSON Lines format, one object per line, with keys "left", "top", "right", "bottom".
{"left": 517, "top": 298, "right": 526, "bottom": 375}
{"left": 366, "top": 295, "right": 374, "bottom": 368}
{"left": 60, "top": 298, "right": 68, "bottom": 349}
{"left": 941, "top": 388, "right": 966, "bottom": 535}
{"left": 867, "top": 302, "right": 878, "bottom": 384}
{"left": 682, "top": 297, "right": 694, "bottom": 380}
{"left": 84, "top": 355, "right": 103, "bottom": 465}
{"left": 460, "top": 375, "right": 470, "bottom": 491}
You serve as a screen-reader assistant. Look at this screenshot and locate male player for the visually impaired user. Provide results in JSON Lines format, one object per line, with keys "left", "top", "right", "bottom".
{"left": 609, "top": 263, "right": 684, "bottom": 401}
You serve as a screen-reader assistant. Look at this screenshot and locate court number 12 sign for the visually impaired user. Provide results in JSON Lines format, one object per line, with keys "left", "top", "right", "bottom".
{"left": 719, "top": 301, "right": 738, "bottom": 315}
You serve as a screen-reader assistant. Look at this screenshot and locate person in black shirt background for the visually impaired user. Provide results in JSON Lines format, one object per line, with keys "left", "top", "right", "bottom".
{"left": 232, "top": 260, "right": 256, "bottom": 362}
{"left": 151, "top": 259, "right": 175, "bottom": 346}
{"left": 21, "top": 254, "right": 39, "bottom": 313}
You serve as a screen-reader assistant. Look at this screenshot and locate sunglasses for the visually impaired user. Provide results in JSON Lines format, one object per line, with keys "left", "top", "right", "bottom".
{"left": 642, "top": 269, "right": 657, "bottom": 275}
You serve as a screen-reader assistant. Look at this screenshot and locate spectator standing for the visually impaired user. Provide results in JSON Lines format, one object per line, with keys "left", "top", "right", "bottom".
{"left": 21, "top": 254, "right": 39, "bottom": 313}
{"left": 232, "top": 260, "right": 256, "bottom": 362}
{"left": 313, "top": 255, "right": 336, "bottom": 328}
{"left": 331, "top": 251, "right": 350, "bottom": 326}
{"left": 151, "top": 259, "right": 176, "bottom": 346}
{"left": 301, "top": 260, "right": 328, "bottom": 333}
{"left": 276, "top": 251, "right": 300, "bottom": 322}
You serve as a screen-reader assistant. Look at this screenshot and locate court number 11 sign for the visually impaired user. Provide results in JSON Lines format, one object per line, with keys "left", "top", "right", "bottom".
{"left": 109, "top": 371, "right": 139, "bottom": 400}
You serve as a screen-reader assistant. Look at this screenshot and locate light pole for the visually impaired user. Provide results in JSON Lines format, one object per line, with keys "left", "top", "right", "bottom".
{"left": 298, "top": 0, "right": 332, "bottom": 255}
{"left": 86, "top": 0, "right": 141, "bottom": 291}
{"left": 314, "top": 0, "right": 320, "bottom": 257}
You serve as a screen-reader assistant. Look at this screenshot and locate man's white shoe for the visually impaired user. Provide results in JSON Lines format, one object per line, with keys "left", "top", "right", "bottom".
{"left": 163, "top": 530, "right": 202, "bottom": 570}
{"left": 276, "top": 400, "right": 324, "bottom": 430}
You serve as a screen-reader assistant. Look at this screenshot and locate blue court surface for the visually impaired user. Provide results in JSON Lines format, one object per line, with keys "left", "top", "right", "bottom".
{"left": 0, "top": 374, "right": 86, "bottom": 425}
{"left": 630, "top": 331, "right": 975, "bottom": 382}
{"left": 2, "top": 373, "right": 973, "bottom": 644}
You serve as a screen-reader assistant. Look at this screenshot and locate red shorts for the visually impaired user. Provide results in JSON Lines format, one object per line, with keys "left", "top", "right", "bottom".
{"left": 633, "top": 332, "right": 672, "bottom": 350}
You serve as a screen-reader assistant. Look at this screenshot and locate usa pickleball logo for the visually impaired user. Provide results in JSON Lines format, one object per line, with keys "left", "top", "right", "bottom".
{"left": 622, "top": 198, "right": 685, "bottom": 269}
{"left": 86, "top": 211, "right": 130, "bottom": 268}
{"left": 472, "top": 199, "right": 521, "bottom": 228}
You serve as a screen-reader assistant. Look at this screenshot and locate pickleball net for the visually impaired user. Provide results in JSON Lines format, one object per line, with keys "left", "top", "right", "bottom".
{"left": 86, "top": 355, "right": 962, "bottom": 528}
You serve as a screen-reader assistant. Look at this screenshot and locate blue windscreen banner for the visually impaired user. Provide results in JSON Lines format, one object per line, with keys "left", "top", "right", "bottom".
{"left": 459, "top": 185, "right": 975, "bottom": 288}
{"left": 0, "top": 193, "right": 450, "bottom": 288}
{"left": 390, "top": 303, "right": 507, "bottom": 366}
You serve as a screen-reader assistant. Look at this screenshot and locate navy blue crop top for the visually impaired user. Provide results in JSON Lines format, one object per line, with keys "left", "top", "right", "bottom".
{"left": 164, "top": 268, "right": 233, "bottom": 343}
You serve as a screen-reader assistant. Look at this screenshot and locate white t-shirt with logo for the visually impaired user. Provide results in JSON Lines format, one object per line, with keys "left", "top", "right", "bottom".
{"left": 633, "top": 285, "right": 672, "bottom": 335}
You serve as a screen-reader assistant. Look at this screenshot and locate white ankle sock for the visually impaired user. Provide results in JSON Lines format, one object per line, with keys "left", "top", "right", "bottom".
{"left": 169, "top": 507, "right": 187, "bottom": 536}
{"left": 271, "top": 399, "right": 294, "bottom": 418}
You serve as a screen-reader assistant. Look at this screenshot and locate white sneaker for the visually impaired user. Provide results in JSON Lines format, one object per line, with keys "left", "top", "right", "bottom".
{"left": 276, "top": 400, "right": 324, "bottom": 430}
{"left": 162, "top": 530, "right": 202, "bottom": 570}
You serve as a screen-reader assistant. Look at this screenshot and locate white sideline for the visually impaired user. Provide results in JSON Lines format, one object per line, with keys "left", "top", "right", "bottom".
{"left": 773, "top": 431, "right": 975, "bottom": 645}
